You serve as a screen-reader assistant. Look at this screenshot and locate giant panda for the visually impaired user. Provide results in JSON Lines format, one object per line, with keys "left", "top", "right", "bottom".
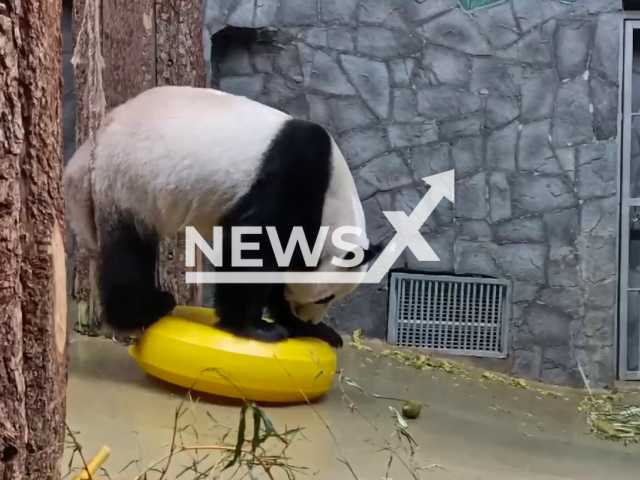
{"left": 63, "top": 85, "right": 381, "bottom": 348}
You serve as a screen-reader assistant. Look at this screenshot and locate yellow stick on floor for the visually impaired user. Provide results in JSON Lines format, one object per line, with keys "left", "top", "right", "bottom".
{"left": 72, "top": 445, "right": 111, "bottom": 480}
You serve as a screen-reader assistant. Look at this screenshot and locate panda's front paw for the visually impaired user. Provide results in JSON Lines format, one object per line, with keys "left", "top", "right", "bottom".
{"left": 314, "top": 322, "right": 344, "bottom": 349}
{"left": 251, "top": 322, "right": 289, "bottom": 343}
{"left": 221, "top": 321, "right": 289, "bottom": 343}
{"left": 155, "top": 290, "right": 177, "bottom": 316}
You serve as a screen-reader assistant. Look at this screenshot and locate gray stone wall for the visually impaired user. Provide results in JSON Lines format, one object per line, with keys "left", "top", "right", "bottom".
{"left": 203, "top": 0, "right": 623, "bottom": 388}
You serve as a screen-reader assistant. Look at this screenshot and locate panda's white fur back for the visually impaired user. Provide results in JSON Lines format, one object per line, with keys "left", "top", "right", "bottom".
{"left": 64, "top": 138, "right": 99, "bottom": 251}
{"left": 64, "top": 86, "right": 367, "bottom": 257}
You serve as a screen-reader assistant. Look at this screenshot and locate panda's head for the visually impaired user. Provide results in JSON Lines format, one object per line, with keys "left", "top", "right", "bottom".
{"left": 283, "top": 243, "right": 382, "bottom": 323}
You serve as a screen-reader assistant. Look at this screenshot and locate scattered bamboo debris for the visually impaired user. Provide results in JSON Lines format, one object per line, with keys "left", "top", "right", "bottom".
{"left": 64, "top": 371, "right": 307, "bottom": 480}
{"left": 579, "top": 394, "right": 640, "bottom": 444}
{"left": 337, "top": 372, "right": 423, "bottom": 479}
{"left": 64, "top": 358, "right": 434, "bottom": 480}
{"left": 348, "top": 329, "right": 372, "bottom": 351}
{"left": 349, "top": 331, "right": 569, "bottom": 401}
{"left": 378, "top": 349, "right": 465, "bottom": 376}
{"left": 481, "top": 372, "right": 567, "bottom": 399}
{"left": 65, "top": 396, "right": 306, "bottom": 480}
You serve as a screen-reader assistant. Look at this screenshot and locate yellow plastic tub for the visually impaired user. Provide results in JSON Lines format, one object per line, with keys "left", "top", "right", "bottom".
{"left": 128, "top": 305, "right": 337, "bottom": 403}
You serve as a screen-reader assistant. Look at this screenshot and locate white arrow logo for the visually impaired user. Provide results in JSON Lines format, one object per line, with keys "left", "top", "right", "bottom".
{"left": 362, "top": 170, "right": 455, "bottom": 283}
{"left": 185, "top": 170, "right": 455, "bottom": 284}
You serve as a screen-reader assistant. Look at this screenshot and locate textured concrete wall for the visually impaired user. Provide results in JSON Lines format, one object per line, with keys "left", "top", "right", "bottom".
{"left": 59, "top": 0, "right": 624, "bottom": 388}
{"left": 203, "top": 0, "right": 623, "bottom": 388}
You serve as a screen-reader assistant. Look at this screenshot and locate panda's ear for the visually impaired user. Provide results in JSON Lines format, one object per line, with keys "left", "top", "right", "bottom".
{"left": 342, "top": 243, "right": 383, "bottom": 268}
{"left": 361, "top": 243, "right": 383, "bottom": 264}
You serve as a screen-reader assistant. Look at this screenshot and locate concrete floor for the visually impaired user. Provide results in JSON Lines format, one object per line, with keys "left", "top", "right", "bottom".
{"left": 64, "top": 333, "right": 640, "bottom": 480}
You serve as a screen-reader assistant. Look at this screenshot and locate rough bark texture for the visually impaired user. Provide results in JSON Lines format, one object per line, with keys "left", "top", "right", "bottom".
{"left": 155, "top": 0, "right": 206, "bottom": 88}
{"left": 0, "top": 9, "right": 27, "bottom": 476}
{"left": 102, "top": 0, "right": 156, "bottom": 108}
{"left": 71, "top": 0, "right": 205, "bottom": 334}
{"left": 70, "top": 0, "right": 99, "bottom": 335}
{"left": 0, "top": 1, "right": 68, "bottom": 479}
{"left": 155, "top": 0, "right": 206, "bottom": 306}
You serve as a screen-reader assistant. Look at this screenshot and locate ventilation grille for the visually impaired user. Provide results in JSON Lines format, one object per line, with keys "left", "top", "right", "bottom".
{"left": 387, "top": 273, "right": 511, "bottom": 358}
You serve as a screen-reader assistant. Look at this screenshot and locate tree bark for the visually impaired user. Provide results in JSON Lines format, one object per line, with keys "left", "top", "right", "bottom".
{"left": 0, "top": 1, "right": 68, "bottom": 479}
{"left": 155, "top": 0, "right": 206, "bottom": 307}
{"left": 70, "top": 0, "right": 98, "bottom": 335}
{"left": 71, "top": 0, "right": 205, "bottom": 334}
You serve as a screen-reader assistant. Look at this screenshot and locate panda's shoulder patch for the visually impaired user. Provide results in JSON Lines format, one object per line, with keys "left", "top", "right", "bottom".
{"left": 266, "top": 119, "right": 332, "bottom": 164}
{"left": 219, "top": 118, "right": 335, "bottom": 269}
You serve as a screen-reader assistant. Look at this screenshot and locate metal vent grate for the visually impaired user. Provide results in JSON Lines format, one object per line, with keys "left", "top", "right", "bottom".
{"left": 387, "top": 272, "right": 511, "bottom": 358}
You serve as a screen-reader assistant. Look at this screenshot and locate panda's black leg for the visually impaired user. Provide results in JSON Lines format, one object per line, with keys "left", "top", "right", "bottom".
{"left": 212, "top": 224, "right": 288, "bottom": 342}
{"left": 266, "top": 285, "right": 343, "bottom": 348}
{"left": 214, "top": 283, "right": 288, "bottom": 342}
{"left": 98, "top": 214, "right": 176, "bottom": 332}
{"left": 212, "top": 119, "right": 334, "bottom": 343}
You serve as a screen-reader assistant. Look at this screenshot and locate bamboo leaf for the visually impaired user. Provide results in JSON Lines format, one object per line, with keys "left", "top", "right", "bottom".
{"left": 389, "top": 406, "right": 409, "bottom": 429}
{"left": 343, "top": 377, "right": 368, "bottom": 396}
{"left": 223, "top": 402, "right": 248, "bottom": 470}
{"left": 251, "top": 405, "right": 261, "bottom": 453}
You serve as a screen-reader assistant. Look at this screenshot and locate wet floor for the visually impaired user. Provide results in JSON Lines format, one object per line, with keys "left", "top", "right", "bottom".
{"left": 64, "top": 333, "right": 640, "bottom": 480}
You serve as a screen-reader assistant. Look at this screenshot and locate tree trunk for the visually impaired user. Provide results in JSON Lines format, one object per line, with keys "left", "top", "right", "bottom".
{"left": 70, "top": 0, "right": 96, "bottom": 335}
{"left": 155, "top": 0, "right": 206, "bottom": 307}
{"left": 71, "top": 0, "right": 205, "bottom": 335}
{"left": 0, "top": 1, "right": 68, "bottom": 479}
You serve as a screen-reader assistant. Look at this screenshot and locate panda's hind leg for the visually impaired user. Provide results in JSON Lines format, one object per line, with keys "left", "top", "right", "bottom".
{"left": 98, "top": 213, "right": 176, "bottom": 332}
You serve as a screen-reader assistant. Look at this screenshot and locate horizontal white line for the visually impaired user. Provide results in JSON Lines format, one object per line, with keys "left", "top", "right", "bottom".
{"left": 186, "top": 271, "right": 375, "bottom": 284}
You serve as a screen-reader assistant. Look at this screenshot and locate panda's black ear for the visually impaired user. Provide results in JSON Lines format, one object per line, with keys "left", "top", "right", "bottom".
{"left": 361, "top": 243, "right": 383, "bottom": 264}
{"left": 342, "top": 243, "right": 383, "bottom": 267}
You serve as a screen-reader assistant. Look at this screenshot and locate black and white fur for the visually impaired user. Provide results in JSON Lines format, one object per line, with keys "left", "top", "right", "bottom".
{"left": 63, "top": 86, "right": 380, "bottom": 348}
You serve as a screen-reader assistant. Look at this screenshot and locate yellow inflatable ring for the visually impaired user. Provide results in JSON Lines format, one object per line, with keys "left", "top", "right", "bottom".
{"left": 128, "top": 305, "right": 337, "bottom": 403}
